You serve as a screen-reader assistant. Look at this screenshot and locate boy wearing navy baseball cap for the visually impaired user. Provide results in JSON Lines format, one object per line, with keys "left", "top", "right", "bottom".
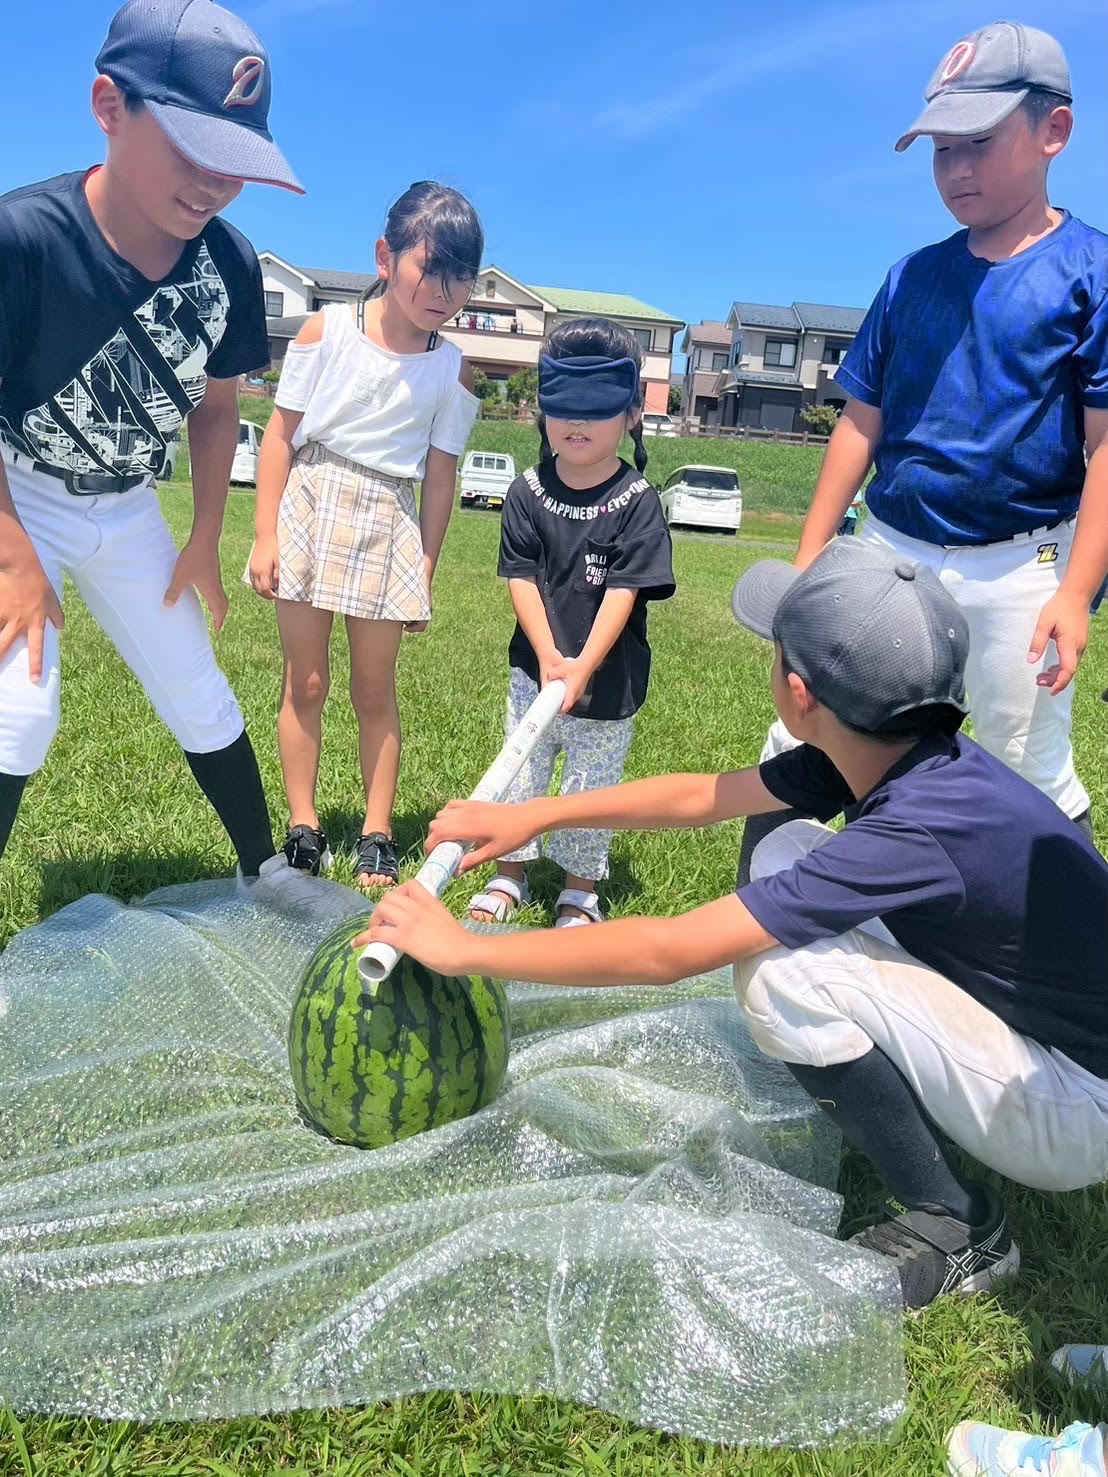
{"left": 359, "top": 538, "right": 1108, "bottom": 1312}
{"left": 0, "top": 2, "right": 301, "bottom": 878}
{"left": 738, "top": 20, "right": 1108, "bottom": 884}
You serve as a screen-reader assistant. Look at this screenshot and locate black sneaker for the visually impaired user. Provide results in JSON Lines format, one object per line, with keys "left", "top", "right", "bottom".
{"left": 850, "top": 1185, "right": 1020, "bottom": 1309}
{"left": 281, "top": 823, "right": 332, "bottom": 876}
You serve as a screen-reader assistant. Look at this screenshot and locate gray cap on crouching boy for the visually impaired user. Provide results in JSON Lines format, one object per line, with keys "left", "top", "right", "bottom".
{"left": 731, "top": 539, "right": 970, "bottom": 732}
{"left": 894, "top": 20, "right": 1071, "bottom": 151}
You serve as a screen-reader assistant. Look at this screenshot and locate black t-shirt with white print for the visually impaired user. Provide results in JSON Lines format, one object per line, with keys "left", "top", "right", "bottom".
{"left": 498, "top": 459, "right": 676, "bottom": 719}
{"left": 0, "top": 171, "right": 268, "bottom": 481}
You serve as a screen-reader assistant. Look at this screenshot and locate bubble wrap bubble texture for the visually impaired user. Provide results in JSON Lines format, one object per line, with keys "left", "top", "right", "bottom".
{"left": 0, "top": 873, "right": 905, "bottom": 1444}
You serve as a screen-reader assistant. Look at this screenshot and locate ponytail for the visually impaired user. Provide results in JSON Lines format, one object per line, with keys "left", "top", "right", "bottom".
{"left": 628, "top": 417, "right": 648, "bottom": 474}
{"left": 537, "top": 414, "right": 556, "bottom": 475}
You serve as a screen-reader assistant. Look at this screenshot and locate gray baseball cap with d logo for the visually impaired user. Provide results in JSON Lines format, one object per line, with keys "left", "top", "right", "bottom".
{"left": 96, "top": 0, "right": 303, "bottom": 192}
{"left": 894, "top": 20, "right": 1071, "bottom": 152}
{"left": 731, "top": 539, "right": 970, "bottom": 732}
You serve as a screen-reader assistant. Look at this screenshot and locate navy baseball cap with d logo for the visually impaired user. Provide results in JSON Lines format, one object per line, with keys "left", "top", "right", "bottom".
{"left": 96, "top": 0, "right": 303, "bottom": 192}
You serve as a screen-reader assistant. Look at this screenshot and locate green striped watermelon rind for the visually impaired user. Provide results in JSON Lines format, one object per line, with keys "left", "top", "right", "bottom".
{"left": 287, "top": 918, "right": 511, "bottom": 1150}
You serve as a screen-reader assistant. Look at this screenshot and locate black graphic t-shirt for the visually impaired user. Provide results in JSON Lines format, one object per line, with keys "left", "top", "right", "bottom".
{"left": 498, "top": 459, "right": 676, "bottom": 719}
{"left": 0, "top": 171, "right": 268, "bottom": 480}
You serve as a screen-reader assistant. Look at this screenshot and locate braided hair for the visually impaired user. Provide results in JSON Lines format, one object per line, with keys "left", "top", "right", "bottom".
{"left": 537, "top": 318, "right": 648, "bottom": 475}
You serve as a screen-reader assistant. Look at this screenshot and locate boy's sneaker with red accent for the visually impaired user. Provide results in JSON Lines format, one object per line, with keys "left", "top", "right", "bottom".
{"left": 849, "top": 1185, "right": 1019, "bottom": 1309}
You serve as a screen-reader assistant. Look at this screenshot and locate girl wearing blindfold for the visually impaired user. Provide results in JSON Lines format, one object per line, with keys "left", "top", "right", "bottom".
{"left": 467, "top": 319, "right": 676, "bottom": 928}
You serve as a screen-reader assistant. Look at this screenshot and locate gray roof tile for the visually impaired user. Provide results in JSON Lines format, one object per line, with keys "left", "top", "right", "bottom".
{"left": 730, "top": 301, "right": 800, "bottom": 331}
{"left": 684, "top": 319, "right": 732, "bottom": 345}
{"left": 793, "top": 301, "right": 867, "bottom": 333}
{"left": 298, "top": 265, "right": 378, "bottom": 293}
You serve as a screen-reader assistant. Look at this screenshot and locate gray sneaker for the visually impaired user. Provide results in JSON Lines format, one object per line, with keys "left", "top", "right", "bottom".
{"left": 850, "top": 1186, "right": 1019, "bottom": 1309}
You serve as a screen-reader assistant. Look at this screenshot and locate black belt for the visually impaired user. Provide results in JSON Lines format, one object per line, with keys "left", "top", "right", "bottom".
{"left": 2, "top": 445, "right": 147, "bottom": 496}
{"left": 36, "top": 462, "right": 147, "bottom": 496}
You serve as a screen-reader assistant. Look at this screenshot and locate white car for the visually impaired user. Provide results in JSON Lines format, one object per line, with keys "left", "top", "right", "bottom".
{"left": 231, "top": 419, "right": 262, "bottom": 486}
{"left": 459, "top": 450, "right": 516, "bottom": 510}
{"left": 161, "top": 433, "right": 181, "bottom": 480}
{"left": 660, "top": 465, "right": 742, "bottom": 535}
{"left": 641, "top": 412, "right": 679, "bottom": 438}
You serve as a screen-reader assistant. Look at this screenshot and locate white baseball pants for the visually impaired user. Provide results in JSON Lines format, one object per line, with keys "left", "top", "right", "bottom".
{"left": 734, "top": 820, "right": 1108, "bottom": 1193}
{"left": 0, "top": 459, "right": 244, "bottom": 775}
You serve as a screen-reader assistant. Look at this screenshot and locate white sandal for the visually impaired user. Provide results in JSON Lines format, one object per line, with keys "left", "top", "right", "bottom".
{"left": 554, "top": 888, "right": 603, "bottom": 928}
{"left": 467, "top": 875, "right": 529, "bottom": 923}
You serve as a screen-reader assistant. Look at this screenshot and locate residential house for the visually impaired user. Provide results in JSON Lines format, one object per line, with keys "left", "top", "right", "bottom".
{"left": 258, "top": 255, "right": 683, "bottom": 413}
{"left": 713, "top": 300, "right": 866, "bottom": 433}
{"left": 678, "top": 320, "right": 732, "bottom": 428}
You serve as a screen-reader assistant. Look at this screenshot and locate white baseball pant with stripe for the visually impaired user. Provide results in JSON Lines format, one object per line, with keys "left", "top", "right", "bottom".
{"left": 733, "top": 819, "right": 1108, "bottom": 1193}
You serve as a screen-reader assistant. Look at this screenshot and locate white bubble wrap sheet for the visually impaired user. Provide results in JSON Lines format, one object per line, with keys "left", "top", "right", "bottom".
{"left": 0, "top": 873, "right": 905, "bottom": 1443}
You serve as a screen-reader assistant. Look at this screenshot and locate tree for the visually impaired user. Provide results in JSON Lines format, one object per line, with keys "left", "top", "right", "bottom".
{"left": 471, "top": 367, "right": 500, "bottom": 404}
{"left": 800, "top": 403, "right": 841, "bottom": 436}
{"left": 506, "top": 367, "right": 539, "bottom": 407}
{"left": 668, "top": 384, "right": 682, "bottom": 416}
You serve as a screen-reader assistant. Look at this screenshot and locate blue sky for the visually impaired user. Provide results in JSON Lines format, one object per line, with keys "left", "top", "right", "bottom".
{"left": 8, "top": 0, "right": 1107, "bottom": 339}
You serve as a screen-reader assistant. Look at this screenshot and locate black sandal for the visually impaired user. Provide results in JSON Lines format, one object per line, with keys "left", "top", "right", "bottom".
{"left": 282, "top": 823, "right": 332, "bottom": 876}
{"left": 356, "top": 831, "right": 399, "bottom": 888}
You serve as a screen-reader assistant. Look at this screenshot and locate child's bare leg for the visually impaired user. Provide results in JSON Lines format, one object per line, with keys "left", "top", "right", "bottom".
{"left": 469, "top": 859, "right": 526, "bottom": 924}
{"left": 346, "top": 617, "right": 404, "bottom": 887}
{"left": 276, "top": 600, "right": 334, "bottom": 828}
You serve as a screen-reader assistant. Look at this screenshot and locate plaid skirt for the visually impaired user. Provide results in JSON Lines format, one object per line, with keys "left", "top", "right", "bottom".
{"left": 274, "top": 442, "right": 431, "bottom": 621}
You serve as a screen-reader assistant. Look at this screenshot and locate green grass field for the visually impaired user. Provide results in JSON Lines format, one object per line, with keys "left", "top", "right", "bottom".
{"left": 232, "top": 398, "right": 815, "bottom": 540}
{"left": 1, "top": 468, "right": 1107, "bottom": 1475}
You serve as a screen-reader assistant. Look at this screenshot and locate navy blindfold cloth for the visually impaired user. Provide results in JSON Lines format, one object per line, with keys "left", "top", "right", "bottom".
{"left": 537, "top": 355, "right": 640, "bottom": 421}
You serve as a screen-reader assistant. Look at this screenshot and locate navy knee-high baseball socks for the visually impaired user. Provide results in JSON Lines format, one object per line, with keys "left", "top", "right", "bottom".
{"left": 786, "top": 1045, "right": 990, "bottom": 1224}
{"left": 185, "top": 731, "right": 273, "bottom": 877}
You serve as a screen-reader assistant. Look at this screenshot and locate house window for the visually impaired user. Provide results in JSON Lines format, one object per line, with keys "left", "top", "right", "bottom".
{"left": 711, "top": 351, "right": 728, "bottom": 371}
{"left": 264, "top": 290, "right": 284, "bottom": 318}
{"left": 485, "top": 277, "right": 496, "bottom": 297}
{"left": 822, "top": 338, "right": 851, "bottom": 365}
{"left": 629, "top": 327, "right": 653, "bottom": 351}
{"left": 732, "top": 338, "right": 742, "bottom": 365}
{"left": 764, "top": 338, "right": 798, "bottom": 368}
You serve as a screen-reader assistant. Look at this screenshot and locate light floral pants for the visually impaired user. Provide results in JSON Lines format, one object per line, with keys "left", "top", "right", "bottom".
{"left": 501, "top": 668, "right": 634, "bottom": 879}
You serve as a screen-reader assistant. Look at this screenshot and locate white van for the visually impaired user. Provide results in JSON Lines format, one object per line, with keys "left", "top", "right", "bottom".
{"left": 660, "top": 465, "right": 742, "bottom": 534}
{"left": 458, "top": 450, "right": 516, "bottom": 510}
{"left": 231, "top": 420, "right": 262, "bottom": 486}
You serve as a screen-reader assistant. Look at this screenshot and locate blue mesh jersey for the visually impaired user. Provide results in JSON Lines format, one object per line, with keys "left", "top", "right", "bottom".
{"left": 837, "top": 212, "right": 1108, "bottom": 546}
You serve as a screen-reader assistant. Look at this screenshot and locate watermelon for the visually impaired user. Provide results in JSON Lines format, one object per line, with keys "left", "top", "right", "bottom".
{"left": 287, "top": 918, "right": 511, "bottom": 1149}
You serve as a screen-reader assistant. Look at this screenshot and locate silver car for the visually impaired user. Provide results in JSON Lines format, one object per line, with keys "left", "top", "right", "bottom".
{"left": 659, "top": 465, "right": 742, "bottom": 535}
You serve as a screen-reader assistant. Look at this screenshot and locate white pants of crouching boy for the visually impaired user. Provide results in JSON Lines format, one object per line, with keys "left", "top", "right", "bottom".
{"left": 500, "top": 667, "right": 635, "bottom": 880}
{"left": 732, "top": 819, "right": 1108, "bottom": 1193}
{"left": 0, "top": 458, "right": 244, "bottom": 775}
{"left": 758, "top": 514, "right": 1088, "bottom": 817}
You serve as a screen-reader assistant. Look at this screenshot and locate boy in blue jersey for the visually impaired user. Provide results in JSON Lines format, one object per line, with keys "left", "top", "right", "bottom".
{"left": 359, "top": 538, "right": 1108, "bottom": 1312}
{"left": 0, "top": 1, "right": 303, "bottom": 878}
{"left": 738, "top": 21, "right": 1108, "bottom": 881}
